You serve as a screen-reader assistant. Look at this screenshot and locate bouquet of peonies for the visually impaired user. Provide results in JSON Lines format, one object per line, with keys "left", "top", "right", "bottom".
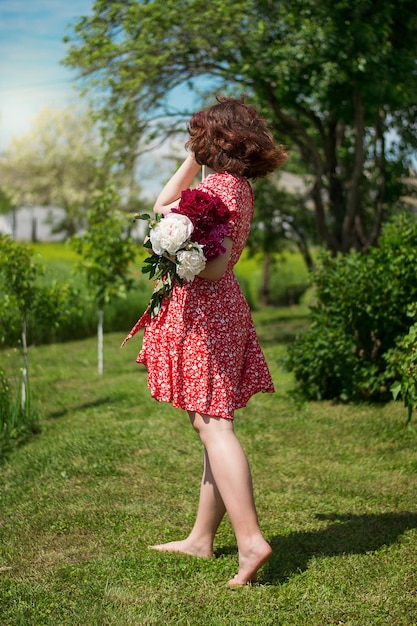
{"left": 136, "top": 188, "right": 230, "bottom": 318}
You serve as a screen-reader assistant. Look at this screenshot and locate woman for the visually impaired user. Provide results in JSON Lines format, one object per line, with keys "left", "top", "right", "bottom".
{"left": 132, "top": 97, "right": 287, "bottom": 585}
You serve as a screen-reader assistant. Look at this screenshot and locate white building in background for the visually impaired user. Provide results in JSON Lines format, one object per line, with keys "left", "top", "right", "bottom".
{"left": 0, "top": 214, "right": 12, "bottom": 235}
{"left": 2, "top": 205, "right": 146, "bottom": 242}
{"left": 0, "top": 171, "right": 310, "bottom": 243}
{"left": 4, "top": 206, "right": 67, "bottom": 242}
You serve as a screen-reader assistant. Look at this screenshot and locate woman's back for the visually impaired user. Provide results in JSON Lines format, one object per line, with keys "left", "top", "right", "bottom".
{"left": 198, "top": 171, "right": 254, "bottom": 269}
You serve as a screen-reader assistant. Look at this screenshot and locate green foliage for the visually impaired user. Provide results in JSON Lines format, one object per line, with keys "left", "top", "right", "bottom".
{"left": 70, "top": 185, "right": 137, "bottom": 309}
{"left": 0, "top": 280, "right": 152, "bottom": 348}
{"left": 236, "top": 249, "right": 310, "bottom": 308}
{"left": 286, "top": 214, "right": 417, "bottom": 402}
{"left": 0, "top": 241, "right": 309, "bottom": 348}
{"left": 1, "top": 107, "right": 109, "bottom": 236}
{"left": 64, "top": 0, "right": 417, "bottom": 252}
{"left": 385, "top": 304, "right": 417, "bottom": 424}
{"left": 71, "top": 185, "right": 139, "bottom": 374}
{"left": 0, "top": 187, "right": 13, "bottom": 215}
{"left": 0, "top": 234, "right": 41, "bottom": 318}
{"left": 0, "top": 235, "right": 65, "bottom": 430}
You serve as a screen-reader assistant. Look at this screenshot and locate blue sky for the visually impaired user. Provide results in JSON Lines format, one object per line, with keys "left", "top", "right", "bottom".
{"left": 0, "top": 0, "right": 95, "bottom": 150}
{"left": 0, "top": 0, "right": 206, "bottom": 195}
{"left": 0, "top": 0, "right": 205, "bottom": 153}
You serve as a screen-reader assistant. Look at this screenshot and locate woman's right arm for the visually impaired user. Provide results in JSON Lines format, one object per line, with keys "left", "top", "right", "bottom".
{"left": 153, "top": 154, "right": 201, "bottom": 215}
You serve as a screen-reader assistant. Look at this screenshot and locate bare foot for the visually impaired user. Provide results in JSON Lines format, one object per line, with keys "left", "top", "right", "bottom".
{"left": 228, "top": 539, "right": 272, "bottom": 586}
{"left": 149, "top": 539, "right": 213, "bottom": 558}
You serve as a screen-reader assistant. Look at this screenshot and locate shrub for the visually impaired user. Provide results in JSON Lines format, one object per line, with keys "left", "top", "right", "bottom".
{"left": 286, "top": 214, "right": 417, "bottom": 402}
{"left": 385, "top": 304, "right": 417, "bottom": 423}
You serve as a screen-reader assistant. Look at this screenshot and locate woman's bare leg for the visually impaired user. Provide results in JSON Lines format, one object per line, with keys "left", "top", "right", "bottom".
{"left": 150, "top": 411, "right": 271, "bottom": 583}
{"left": 149, "top": 444, "right": 226, "bottom": 557}
{"left": 187, "top": 447, "right": 226, "bottom": 552}
{"left": 190, "top": 412, "right": 271, "bottom": 585}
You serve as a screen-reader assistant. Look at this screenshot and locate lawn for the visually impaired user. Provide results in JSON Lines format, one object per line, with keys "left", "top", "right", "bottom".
{"left": 1, "top": 308, "right": 416, "bottom": 625}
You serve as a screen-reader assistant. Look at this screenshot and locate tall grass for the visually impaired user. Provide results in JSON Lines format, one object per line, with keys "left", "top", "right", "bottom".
{"left": 0, "top": 367, "right": 39, "bottom": 458}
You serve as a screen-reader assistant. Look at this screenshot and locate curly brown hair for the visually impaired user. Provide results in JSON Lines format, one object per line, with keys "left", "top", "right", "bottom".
{"left": 185, "top": 97, "right": 287, "bottom": 179}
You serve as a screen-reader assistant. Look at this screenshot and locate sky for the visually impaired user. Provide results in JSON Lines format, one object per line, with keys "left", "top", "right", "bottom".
{"left": 0, "top": 0, "right": 199, "bottom": 144}
{"left": 0, "top": 0, "right": 201, "bottom": 195}
{"left": 0, "top": 0, "right": 99, "bottom": 150}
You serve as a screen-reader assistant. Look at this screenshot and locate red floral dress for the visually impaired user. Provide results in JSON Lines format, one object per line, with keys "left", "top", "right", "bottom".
{"left": 128, "top": 171, "right": 274, "bottom": 420}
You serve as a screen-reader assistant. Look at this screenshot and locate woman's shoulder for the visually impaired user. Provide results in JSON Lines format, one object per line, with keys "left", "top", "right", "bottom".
{"left": 197, "top": 172, "right": 253, "bottom": 213}
{"left": 208, "top": 171, "right": 246, "bottom": 184}
{"left": 199, "top": 171, "right": 252, "bottom": 195}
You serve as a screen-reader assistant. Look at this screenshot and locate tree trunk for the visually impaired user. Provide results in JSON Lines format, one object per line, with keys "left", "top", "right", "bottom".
{"left": 12, "top": 206, "right": 17, "bottom": 238}
{"left": 296, "top": 235, "right": 315, "bottom": 272}
{"left": 21, "top": 317, "right": 28, "bottom": 410}
{"left": 31, "top": 215, "right": 37, "bottom": 243}
{"left": 98, "top": 309, "right": 104, "bottom": 375}
{"left": 261, "top": 253, "right": 271, "bottom": 306}
{"left": 342, "top": 90, "right": 365, "bottom": 252}
{"left": 364, "top": 110, "right": 386, "bottom": 251}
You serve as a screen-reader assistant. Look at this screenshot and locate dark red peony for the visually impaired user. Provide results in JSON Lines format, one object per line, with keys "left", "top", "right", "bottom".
{"left": 172, "top": 189, "right": 231, "bottom": 262}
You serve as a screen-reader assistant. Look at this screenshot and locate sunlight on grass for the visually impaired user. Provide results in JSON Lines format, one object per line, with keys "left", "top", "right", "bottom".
{"left": 1, "top": 309, "right": 416, "bottom": 625}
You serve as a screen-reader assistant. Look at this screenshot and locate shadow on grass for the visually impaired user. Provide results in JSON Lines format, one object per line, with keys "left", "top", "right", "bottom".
{"left": 266, "top": 511, "right": 417, "bottom": 584}
{"left": 215, "top": 511, "right": 417, "bottom": 585}
{"left": 48, "top": 396, "right": 115, "bottom": 419}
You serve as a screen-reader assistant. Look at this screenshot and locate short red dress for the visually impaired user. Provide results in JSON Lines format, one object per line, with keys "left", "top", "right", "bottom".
{"left": 128, "top": 171, "right": 274, "bottom": 420}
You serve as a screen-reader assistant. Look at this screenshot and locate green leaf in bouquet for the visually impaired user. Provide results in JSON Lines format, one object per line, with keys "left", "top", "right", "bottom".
{"left": 153, "top": 281, "right": 166, "bottom": 294}
{"left": 151, "top": 292, "right": 164, "bottom": 317}
{"left": 149, "top": 263, "right": 160, "bottom": 279}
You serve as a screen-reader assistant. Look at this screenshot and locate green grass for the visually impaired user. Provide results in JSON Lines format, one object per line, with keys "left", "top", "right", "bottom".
{"left": 30, "top": 242, "right": 81, "bottom": 282}
{"left": 1, "top": 308, "right": 417, "bottom": 625}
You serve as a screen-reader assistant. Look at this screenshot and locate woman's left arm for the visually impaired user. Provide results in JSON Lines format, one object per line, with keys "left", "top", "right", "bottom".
{"left": 198, "top": 237, "right": 233, "bottom": 281}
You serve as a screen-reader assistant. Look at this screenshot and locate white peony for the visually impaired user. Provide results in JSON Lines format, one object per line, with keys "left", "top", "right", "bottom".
{"left": 176, "top": 243, "right": 207, "bottom": 281}
{"left": 149, "top": 213, "right": 194, "bottom": 255}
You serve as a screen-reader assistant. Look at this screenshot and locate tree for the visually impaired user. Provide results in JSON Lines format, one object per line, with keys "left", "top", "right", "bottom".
{"left": 0, "top": 107, "right": 112, "bottom": 237}
{"left": 249, "top": 176, "right": 316, "bottom": 303}
{"left": 64, "top": 0, "right": 417, "bottom": 253}
{"left": 0, "top": 236, "right": 62, "bottom": 410}
{"left": 70, "top": 185, "right": 137, "bottom": 374}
